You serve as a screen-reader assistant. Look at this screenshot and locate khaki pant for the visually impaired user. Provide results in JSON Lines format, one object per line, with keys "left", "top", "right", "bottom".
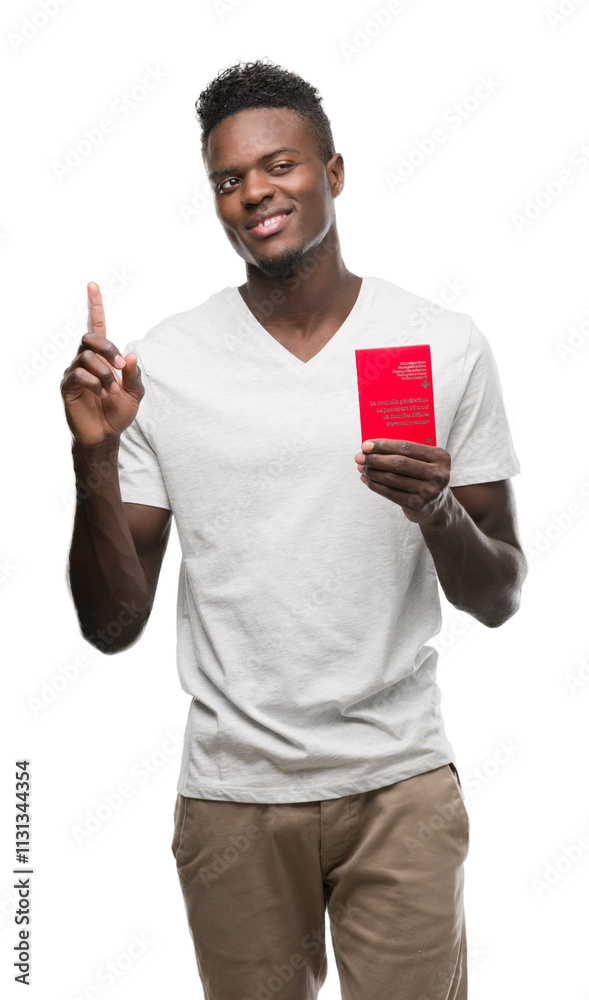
{"left": 172, "top": 763, "right": 469, "bottom": 999}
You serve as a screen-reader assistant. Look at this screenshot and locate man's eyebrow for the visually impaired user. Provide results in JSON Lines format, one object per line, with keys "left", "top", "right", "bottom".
{"left": 207, "top": 147, "right": 301, "bottom": 181}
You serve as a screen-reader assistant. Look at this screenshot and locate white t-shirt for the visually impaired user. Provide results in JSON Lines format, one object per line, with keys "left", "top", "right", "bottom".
{"left": 117, "top": 275, "right": 520, "bottom": 803}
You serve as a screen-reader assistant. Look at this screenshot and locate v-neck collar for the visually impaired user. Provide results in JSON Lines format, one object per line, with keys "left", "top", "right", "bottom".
{"left": 229, "top": 277, "right": 369, "bottom": 373}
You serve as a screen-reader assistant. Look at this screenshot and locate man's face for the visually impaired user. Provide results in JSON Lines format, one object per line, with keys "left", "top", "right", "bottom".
{"left": 204, "top": 106, "right": 342, "bottom": 276}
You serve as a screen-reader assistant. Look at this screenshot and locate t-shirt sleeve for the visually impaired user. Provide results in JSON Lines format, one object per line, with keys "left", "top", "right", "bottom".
{"left": 446, "top": 320, "right": 521, "bottom": 487}
{"left": 117, "top": 343, "right": 172, "bottom": 510}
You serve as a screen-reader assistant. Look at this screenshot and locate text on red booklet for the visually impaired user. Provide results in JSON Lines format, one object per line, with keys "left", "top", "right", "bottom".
{"left": 355, "top": 344, "right": 436, "bottom": 446}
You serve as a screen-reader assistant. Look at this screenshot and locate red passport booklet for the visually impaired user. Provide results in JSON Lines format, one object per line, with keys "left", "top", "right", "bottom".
{"left": 355, "top": 345, "right": 436, "bottom": 445}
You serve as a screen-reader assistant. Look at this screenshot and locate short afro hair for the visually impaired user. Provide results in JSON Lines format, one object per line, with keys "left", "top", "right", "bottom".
{"left": 195, "top": 58, "right": 336, "bottom": 165}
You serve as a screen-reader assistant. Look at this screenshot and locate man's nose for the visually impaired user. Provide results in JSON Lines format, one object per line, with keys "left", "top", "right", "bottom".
{"left": 240, "top": 169, "right": 276, "bottom": 205}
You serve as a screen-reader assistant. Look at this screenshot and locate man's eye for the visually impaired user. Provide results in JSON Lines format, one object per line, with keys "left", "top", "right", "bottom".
{"left": 217, "top": 163, "right": 294, "bottom": 193}
{"left": 218, "top": 177, "right": 239, "bottom": 193}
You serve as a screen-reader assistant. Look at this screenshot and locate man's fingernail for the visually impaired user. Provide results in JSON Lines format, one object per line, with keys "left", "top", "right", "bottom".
{"left": 114, "top": 354, "right": 126, "bottom": 367}
{"left": 362, "top": 441, "right": 374, "bottom": 451}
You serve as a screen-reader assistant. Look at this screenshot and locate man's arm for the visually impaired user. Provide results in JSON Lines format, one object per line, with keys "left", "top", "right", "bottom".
{"left": 68, "top": 437, "right": 172, "bottom": 653}
{"left": 419, "top": 479, "right": 527, "bottom": 628}
{"left": 62, "top": 281, "right": 172, "bottom": 654}
{"left": 355, "top": 439, "right": 527, "bottom": 628}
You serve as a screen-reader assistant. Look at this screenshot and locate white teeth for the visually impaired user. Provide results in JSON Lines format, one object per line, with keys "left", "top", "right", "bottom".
{"left": 256, "top": 214, "right": 285, "bottom": 228}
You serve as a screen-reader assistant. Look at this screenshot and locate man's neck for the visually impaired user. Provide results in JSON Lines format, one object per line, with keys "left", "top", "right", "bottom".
{"left": 238, "top": 236, "right": 361, "bottom": 338}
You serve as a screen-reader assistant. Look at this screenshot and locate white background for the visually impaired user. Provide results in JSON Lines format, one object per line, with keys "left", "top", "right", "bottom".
{"left": 2, "top": 0, "right": 589, "bottom": 997}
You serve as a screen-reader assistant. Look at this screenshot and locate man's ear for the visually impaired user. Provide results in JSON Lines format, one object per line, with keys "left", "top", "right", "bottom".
{"left": 328, "top": 153, "right": 345, "bottom": 198}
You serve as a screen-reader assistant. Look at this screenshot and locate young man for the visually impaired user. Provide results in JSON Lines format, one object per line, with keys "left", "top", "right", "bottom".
{"left": 61, "top": 59, "right": 527, "bottom": 1000}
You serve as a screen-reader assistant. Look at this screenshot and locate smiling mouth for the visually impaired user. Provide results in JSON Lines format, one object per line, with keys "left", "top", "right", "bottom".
{"left": 248, "top": 213, "right": 291, "bottom": 237}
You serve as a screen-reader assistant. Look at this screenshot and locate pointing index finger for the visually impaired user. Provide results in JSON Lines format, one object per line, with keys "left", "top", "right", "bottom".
{"left": 85, "top": 281, "right": 125, "bottom": 367}
{"left": 87, "top": 281, "right": 106, "bottom": 337}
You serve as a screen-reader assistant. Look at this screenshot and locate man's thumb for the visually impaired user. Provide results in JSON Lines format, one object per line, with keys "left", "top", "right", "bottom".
{"left": 120, "top": 352, "right": 143, "bottom": 394}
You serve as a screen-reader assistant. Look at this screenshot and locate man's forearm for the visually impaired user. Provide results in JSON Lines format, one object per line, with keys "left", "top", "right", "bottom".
{"left": 418, "top": 491, "right": 527, "bottom": 628}
{"left": 68, "top": 439, "right": 151, "bottom": 651}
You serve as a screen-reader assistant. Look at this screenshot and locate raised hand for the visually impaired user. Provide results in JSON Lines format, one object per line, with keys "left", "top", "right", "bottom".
{"left": 61, "top": 281, "right": 145, "bottom": 447}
